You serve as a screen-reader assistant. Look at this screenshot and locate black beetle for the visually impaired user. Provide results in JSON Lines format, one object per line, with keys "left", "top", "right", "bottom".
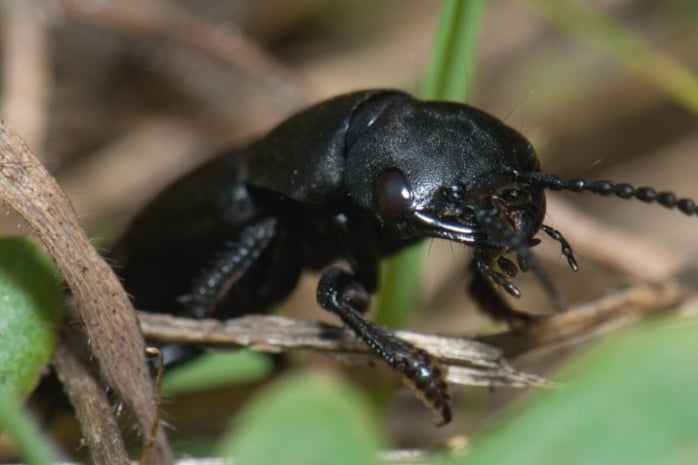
{"left": 112, "top": 89, "right": 698, "bottom": 424}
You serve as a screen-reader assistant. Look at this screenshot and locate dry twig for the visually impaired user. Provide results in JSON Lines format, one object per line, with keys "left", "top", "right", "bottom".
{"left": 0, "top": 123, "right": 172, "bottom": 464}
{"left": 52, "top": 333, "right": 130, "bottom": 465}
{"left": 139, "top": 347, "right": 165, "bottom": 465}
{"left": 0, "top": 0, "right": 51, "bottom": 154}
{"left": 58, "top": 118, "right": 206, "bottom": 222}
{"left": 479, "top": 269, "right": 697, "bottom": 357}
{"left": 140, "top": 268, "right": 698, "bottom": 387}
{"left": 53, "top": 0, "right": 310, "bottom": 108}
{"left": 140, "top": 312, "right": 551, "bottom": 390}
{"left": 10, "top": 449, "right": 439, "bottom": 465}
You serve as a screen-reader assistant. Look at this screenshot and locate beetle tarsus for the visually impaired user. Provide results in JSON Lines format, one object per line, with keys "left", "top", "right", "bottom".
{"left": 317, "top": 268, "right": 452, "bottom": 424}
{"left": 468, "top": 261, "right": 538, "bottom": 327}
{"left": 474, "top": 251, "right": 521, "bottom": 298}
{"left": 397, "top": 349, "right": 451, "bottom": 426}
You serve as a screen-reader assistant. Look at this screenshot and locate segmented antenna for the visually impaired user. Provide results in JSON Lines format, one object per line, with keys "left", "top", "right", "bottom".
{"left": 520, "top": 172, "right": 698, "bottom": 216}
{"left": 540, "top": 224, "right": 578, "bottom": 271}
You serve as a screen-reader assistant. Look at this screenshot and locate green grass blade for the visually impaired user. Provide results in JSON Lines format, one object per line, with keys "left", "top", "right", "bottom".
{"left": 0, "top": 387, "right": 56, "bottom": 465}
{"left": 422, "top": 0, "right": 486, "bottom": 102}
{"left": 374, "top": 0, "right": 485, "bottom": 328}
{"left": 373, "top": 242, "right": 427, "bottom": 327}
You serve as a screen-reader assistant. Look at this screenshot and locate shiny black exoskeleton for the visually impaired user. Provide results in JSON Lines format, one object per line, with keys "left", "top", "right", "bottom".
{"left": 112, "top": 89, "right": 698, "bottom": 424}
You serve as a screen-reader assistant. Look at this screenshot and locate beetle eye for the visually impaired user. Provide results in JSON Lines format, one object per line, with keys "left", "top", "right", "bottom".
{"left": 375, "top": 169, "right": 412, "bottom": 217}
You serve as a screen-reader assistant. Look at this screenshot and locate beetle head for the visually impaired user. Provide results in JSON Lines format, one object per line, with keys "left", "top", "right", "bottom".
{"left": 346, "top": 99, "right": 546, "bottom": 252}
{"left": 346, "top": 95, "right": 698, "bottom": 309}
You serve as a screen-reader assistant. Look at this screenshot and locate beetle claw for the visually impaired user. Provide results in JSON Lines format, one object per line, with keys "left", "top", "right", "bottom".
{"left": 475, "top": 251, "right": 521, "bottom": 298}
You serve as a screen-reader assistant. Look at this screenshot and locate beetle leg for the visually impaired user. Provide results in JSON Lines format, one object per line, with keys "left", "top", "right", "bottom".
{"left": 178, "top": 217, "right": 278, "bottom": 318}
{"left": 468, "top": 257, "right": 537, "bottom": 327}
{"left": 474, "top": 251, "right": 521, "bottom": 298}
{"left": 516, "top": 246, "right": 567, "bottom": 311}
{"left": 317, "top": 267, "right": 451, "bottom": 424}
{"left": 496, "top": 256, "right": 518, "bottom": 277}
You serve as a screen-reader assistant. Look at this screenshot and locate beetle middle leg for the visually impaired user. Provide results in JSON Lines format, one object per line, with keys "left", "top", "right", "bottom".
{"left": 178, "top": 217, "right": 278, "bottom": 318}
{"left": 317, "top": 267, "right": 451, "bottom": 424}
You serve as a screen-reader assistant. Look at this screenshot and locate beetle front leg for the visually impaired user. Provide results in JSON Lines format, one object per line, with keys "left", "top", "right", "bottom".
{"left": 317, "top": 267, "right": 451, "bottom": 424}
{"left": 468, "top": 256, "right": 537, "bottom": 327}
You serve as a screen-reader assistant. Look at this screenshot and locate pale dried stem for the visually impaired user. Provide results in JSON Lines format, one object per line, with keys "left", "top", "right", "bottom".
{"left": 0, "top": 0, "right": 51, "bottom": 155}
{"left": 16, "top": 449, "right": 439, "bottom": 465}
{"left": 0, "top": 124, "right": 172, "bottom": 464}
{"left": 140, "top": 312, "right": 551, "bottom": 390}
{"left": 52, "top": 335, "right": 130, "bottom": 465}
{"left": 479, "top": 270, "right": 696, "bottom": 357}
{"left": 140, "top": 269, "right": 696, "bottom": 389}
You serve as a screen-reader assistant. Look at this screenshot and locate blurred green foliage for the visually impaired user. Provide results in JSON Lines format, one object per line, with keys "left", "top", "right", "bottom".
{"left": 450, "top": 317, "right": 698, "bottom": 465}
{"left": 0, "top": 237, "right": 62, "bottom": 400}
{"left": 163, "top": 350, "right": 273, "bottom": 395}
{"left": 0, "top": 237, "right": 62, "bottom": 464}
{"left": 218, "top": 374, "right": 385, "bottom": 465}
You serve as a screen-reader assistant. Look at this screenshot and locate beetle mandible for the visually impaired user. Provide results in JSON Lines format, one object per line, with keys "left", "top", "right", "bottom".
{"left": 112, "top": 89, "right": 698, "bottom": 424}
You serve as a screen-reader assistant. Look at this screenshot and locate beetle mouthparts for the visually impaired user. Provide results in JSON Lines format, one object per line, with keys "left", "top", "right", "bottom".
{"left": 412, "top": 210, "right": 481, "bottom": 244}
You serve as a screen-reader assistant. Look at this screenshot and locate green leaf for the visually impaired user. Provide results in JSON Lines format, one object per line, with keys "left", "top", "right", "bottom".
{"left": 0, "top": 237, "right": 62, "bottom": 400}
{"left": 0, "top": 237, "right": 61, "bottom": 464}
{"left": 0, "top": 387, "right": 56, "bottom": 465}
{"left": 450, "top": 318, "right": 698, "bottom": 465}
{"left": 162, "top": 350, "right": 273, "bottom": 395}
{"left": 218, "top": 373, "right": 385, "bottom": 465}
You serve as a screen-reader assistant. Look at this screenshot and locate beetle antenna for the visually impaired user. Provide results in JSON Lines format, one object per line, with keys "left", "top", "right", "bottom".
{"left": 540, "top": 224, "right": 578, "bottom": 271}
{"left": 520, "top": 172, "right": 698, "bottom": 217}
